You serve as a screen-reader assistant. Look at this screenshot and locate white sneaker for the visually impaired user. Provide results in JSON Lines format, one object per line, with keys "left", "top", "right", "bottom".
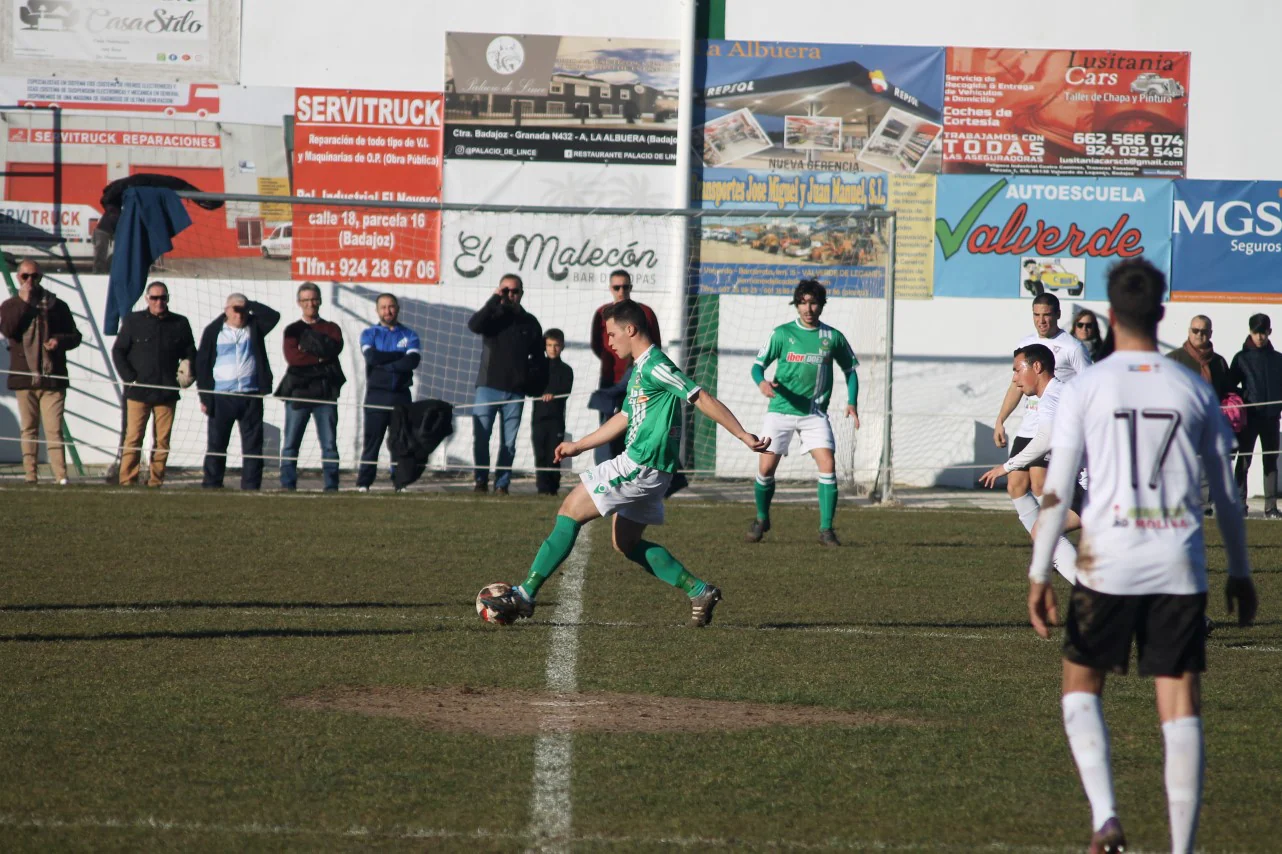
{"left": 57, "top": 478, "right": 68, "bottom": 486}
{"left": 356, "top": 486, "right": 369, "bottom": 493}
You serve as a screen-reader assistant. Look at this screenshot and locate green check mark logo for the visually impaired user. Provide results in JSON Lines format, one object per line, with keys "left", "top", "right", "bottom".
{"left": 935, "top": 178, "right": 1008, "bottom": 260}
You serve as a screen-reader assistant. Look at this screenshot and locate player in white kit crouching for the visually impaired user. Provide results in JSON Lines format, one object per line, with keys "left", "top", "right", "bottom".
{"left": 1028, "top": 259, "right": 1257, "bottom": 854}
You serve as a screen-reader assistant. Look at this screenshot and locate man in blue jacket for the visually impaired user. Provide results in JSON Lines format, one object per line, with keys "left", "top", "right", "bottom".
{"left": 357, "top": 293, "right": 420, "bottom": 491}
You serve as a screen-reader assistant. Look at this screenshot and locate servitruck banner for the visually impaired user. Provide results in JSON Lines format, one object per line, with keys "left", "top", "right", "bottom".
{"left": 444, "top": 32, "right": 679, "bottom": 165}
{"left": 944, "top": 48, "right": 1190, "bottom": 178}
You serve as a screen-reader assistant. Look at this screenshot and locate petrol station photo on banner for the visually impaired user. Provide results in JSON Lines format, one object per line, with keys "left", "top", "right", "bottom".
{"left": 444, "top": 33, "right": 680, "bottom": 165}
{"left": 943, "top": 47, "right": 1190, "bottom": 177}
{"left": 693, "top": 40, "right": 945, "bottom": 177}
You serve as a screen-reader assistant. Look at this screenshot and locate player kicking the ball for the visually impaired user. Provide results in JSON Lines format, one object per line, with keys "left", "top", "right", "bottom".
{"left": 746, "top": 280, "right": 859, "bottom": 546}
{"left": 1028, "top": 259, "right": 1257, "bottom": 854}
{"left": 482, "top": 299, "right": 770, "bottom": 628}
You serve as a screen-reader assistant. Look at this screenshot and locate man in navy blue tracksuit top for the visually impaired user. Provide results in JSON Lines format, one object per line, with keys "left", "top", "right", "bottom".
{"left": 357, "top": 293, "right": 421, "bottom": 491}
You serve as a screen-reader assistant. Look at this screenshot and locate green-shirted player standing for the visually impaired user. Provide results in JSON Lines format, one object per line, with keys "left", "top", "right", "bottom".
{"left": 747, "top": 280, "right": 860, "bottom": 546}
{"left": 483, "top": 300, "right": 771, "bottom": 628}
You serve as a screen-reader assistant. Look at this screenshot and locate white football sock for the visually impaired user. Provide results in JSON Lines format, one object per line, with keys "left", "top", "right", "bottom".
{"left": 1163, "top": 716, "right": 1204, "bottom": 854}
{"left": 1052, "top": 536, "right": 1078, "bottom": 585}
{"left": 1062, "top": 692, "right": 1116, "bottom": 832}
{"left": 1012, "top": 492, "right": 1040, "bottom": 533}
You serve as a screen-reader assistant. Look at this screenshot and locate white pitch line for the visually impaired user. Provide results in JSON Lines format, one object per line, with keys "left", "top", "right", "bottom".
{"left": 528, "top": 526, "right": 591, "bottom": 854}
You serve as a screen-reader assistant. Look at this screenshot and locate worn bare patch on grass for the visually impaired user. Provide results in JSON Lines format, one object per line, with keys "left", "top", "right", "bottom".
{"left": 287, "top": 686, "right": 914, "bottom": 735}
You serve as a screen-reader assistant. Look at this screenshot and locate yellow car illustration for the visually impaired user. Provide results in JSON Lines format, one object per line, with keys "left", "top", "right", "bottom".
{"left": 1023, "top": 260, "right": 1084, "bottom": 297}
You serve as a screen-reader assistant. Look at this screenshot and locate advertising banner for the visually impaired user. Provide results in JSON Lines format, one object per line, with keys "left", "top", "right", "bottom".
{"left": 1172, "top": 180, "right": 1282, "bottom": 303}
{"left": 695, "top": 40, "right": 945, "bottom": 177}
{"left": 4, "top": 0, "right": 239, "bottom": 81}
{"left": 0, "top": 76, "right": 443, "bottom": 284}
{"left": 444, "top": 33, "right": 679, "bottom": 165}
{"left": 693, "top": 170, "right": 890, "bottom": 297}
{"left": 944, "top": 48, "right": 1190, "bottom": 178}
{"left": 886, "top": 173, "right": 936, "bottom": 299}
{"left": 441, "top": 210, "right": 681, "bottom": 291}
{"left": 933, "top": 175, "right": 1174, "bottom": 299}
{"left": 291, "top": 88, "right": 444, "bottom": 285}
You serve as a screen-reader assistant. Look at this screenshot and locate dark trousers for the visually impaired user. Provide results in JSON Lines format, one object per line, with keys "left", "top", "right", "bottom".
{"left": 358, "top": 392, "right": 410, "bottom": 488}
{"left": 533, "top": 419, "right": 565, "bottom": 494}
{"left": 1235, "top": 414, "right": 1280, "bottom": 512}
{"left": 203, "top": 396, "right": 264, "bottom": 489}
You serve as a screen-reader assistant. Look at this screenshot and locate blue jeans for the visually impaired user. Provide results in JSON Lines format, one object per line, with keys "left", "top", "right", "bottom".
{"left": 280, "top": 402, "right": 339, "bottom": 490}
{"left": 473, "top": 386, "right": 524, "bottom": 489}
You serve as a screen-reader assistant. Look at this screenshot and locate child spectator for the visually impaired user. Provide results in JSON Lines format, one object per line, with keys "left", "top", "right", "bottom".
{"left": 532, "top": 329, "right": 574, "bottom": 495}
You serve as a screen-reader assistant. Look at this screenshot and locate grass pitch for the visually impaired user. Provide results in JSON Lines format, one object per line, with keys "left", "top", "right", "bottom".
{"left": 1, "top": 487, "right": 1278, "bottom": 852}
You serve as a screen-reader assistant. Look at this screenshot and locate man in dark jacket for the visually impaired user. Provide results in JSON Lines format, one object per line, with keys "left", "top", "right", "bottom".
{"left": 195, "top": 293, "right": 280, "bottom": 489}
{"left": 532, "top": 328, "right": 574, "bottom": 495}
{"left": 111, "top": 281, "right": 196, "bottom": 486}
{"left": 278, "top": 282, "right": 345, "bottom": 491}
{"left": 357, "top": 293, "right": 421, "bottom": 491}
{"left": 1229, "top": 313, "right": 1282, "bottom": 517}
{"left": 1167, "top": 315, "right": 1232, "bottom": 397}
{"left": 0, "top": 258, "right": 82, "bottom": 484}
{"left": 467, "top": 273, "right": 545, "bottom": 495}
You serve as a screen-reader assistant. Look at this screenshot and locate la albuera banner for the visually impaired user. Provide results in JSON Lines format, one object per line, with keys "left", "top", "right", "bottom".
{"left": 1172, "top": 181, "right": 1282, "bottom": 303}
{"left": 945, "top": 48, "right": 1189, "bottom": 178}
{"left": 933, "top": 176, "right": 1173, "bottom": 299}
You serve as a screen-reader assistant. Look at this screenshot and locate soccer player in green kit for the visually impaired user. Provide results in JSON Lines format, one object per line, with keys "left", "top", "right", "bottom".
{"left": 482, "top": 300, "right": 771, "bottom": 627}
{"left": 747, "top": 280, "right": 860, "bottom": 546}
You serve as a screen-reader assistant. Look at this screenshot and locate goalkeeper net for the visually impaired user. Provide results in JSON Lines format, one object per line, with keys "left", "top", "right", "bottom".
{"left": 54, "top": 194, "right": 895, "bottom": 493}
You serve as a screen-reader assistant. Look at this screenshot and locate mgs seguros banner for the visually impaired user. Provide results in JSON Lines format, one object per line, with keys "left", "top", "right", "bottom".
{"left": 1172, "top": 181, "right": 1282, "bottom": 303}
{"left": 944, "top": 48, "right": 1190, "bottom": 178}
{"left": 933, "top": 175, "right": 1174, "bottom": 299}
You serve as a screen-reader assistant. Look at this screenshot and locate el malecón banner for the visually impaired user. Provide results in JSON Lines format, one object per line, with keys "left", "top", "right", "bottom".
{"left": 944, "top": 48, "right": 1189, "bottom": 178}
{"left": 1172, "top": 181, "right": 1282, "bottom": 303}
{"left": 933, "top": 175, "right": 1173, "bottom": 299}
{"left": 291, "top": 88, "right": 444, "bottom": 285}
{"left": 444, "top": 33, "right": 679, "bottom": 165}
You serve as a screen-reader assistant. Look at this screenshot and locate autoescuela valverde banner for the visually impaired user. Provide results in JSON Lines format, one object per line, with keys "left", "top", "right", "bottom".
{"left": 932, "top": 176, "right": 1174, "bottom": 298}
{"left": 1171, "top": 181, "right": 1282, "bottom": 303}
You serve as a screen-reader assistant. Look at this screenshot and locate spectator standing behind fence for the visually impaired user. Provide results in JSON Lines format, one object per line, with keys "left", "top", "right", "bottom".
{"left": 468, "top": 274, "right": 545, "bottom": 495}
{"left": 1229, "top": 313, "right": 1282, "bottom": 518}
{"left": 195, "top": 293, "right": 279, "bottom": 490}
{"left": 357, "top": 293, "right": 420, "bottom": 492}
{"left": 0, "top": 258, "right": 82, "bottom": 484}
{"left": 277, "top": 283, "right": 345, "bottom": 492}
{"left": 111, "top": 281, "right": 196, "bottom": 487}
{"left": 1167, "top": 315, "right": 1232, "bottom": 398}
{"left": 589, "top": 270, "right": 660, "bottom": 462}
{"left": 1071, "top": 308, "right": 1106, "bottom": 361}
{"left": 532, "top": 328, "right": 574, "bottom": 495}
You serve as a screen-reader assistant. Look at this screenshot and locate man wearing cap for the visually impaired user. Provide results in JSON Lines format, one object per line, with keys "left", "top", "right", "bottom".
{"left": 1228, "top": 313, "right": 1282, "bottom": 517}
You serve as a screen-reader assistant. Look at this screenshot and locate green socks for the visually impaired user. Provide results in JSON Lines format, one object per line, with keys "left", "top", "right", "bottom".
{"left": 626, "top": 540, "right": 706, "bottom": 599}
{"left": 754, "top": 474, "right": 775, "bottom": 522}
{"left": 818, "top": 473, "right": 838, "bottom": 531}
{"left": 519, "top": 514, "right": 582, "bottom": 599}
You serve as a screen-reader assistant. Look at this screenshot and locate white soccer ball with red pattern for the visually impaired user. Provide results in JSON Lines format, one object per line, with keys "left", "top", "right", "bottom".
{"left": 476, "top": 582, "right": 515, "bottom": 625}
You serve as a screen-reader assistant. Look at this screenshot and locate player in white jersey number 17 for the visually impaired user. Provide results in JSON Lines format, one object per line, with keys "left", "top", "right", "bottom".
{"left": 1028, "top": 259, "right": 1257, "bottom": 854}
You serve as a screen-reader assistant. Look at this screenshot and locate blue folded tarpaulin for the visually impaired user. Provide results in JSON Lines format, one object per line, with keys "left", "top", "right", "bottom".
{"left": 104, "top": 186, "right": 192, "bottom": 334}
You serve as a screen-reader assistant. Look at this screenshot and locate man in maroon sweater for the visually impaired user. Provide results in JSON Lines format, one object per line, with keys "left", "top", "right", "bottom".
{"left": 276, "top": 282, "right": 345, "bottom": 490}
{"left": 589, "top": 269, "right": 660, "bottom": 462}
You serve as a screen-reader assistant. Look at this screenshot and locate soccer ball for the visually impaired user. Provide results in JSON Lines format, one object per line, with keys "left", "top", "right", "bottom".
{"left": 476, "top": 582, "right": 515, "bottom": 625}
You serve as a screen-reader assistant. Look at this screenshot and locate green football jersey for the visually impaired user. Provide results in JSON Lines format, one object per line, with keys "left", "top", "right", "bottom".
{"left": 754, "top": 320, "right": 858, "bottom": 417}
{"left": 623, "top": 346, "right": 700, "bottom": 473}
